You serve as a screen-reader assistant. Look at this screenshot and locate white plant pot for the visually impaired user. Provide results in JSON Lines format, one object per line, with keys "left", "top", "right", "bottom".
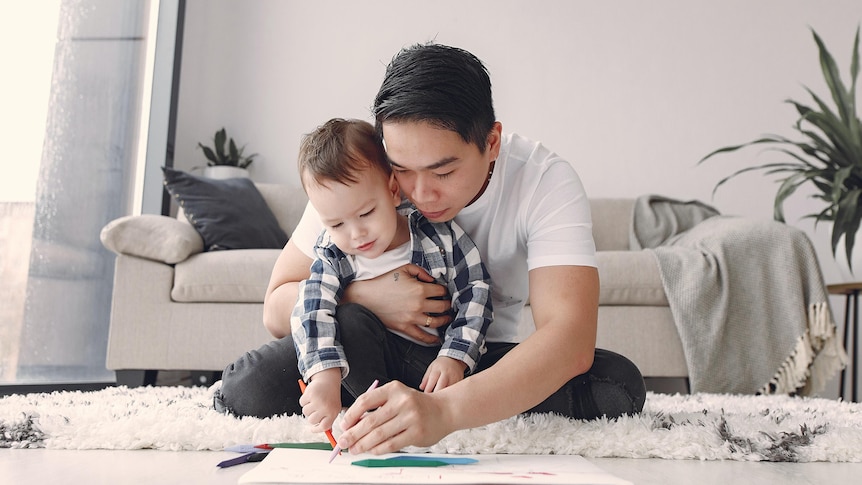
{"left": 202, "top": 166, "right": 249, "bottom": 180}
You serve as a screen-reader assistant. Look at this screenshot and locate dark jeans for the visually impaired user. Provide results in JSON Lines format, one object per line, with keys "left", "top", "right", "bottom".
{"left": 214, "top": 303, "right": 646, "bottom": 420}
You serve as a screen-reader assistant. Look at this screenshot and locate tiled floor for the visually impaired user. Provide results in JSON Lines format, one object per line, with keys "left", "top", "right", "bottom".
{"left": 2, "top": 448, "right": 860, "bottom": 484}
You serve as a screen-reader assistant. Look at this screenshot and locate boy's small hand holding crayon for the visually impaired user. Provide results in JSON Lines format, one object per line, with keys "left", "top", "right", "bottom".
{"left": 299, "top": 368, "right": 343, "bottom": 432}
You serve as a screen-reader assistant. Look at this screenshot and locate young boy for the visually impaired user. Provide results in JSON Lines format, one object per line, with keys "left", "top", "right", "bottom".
{"left": 292, "top": 118, "right": 492, "bottom": 432}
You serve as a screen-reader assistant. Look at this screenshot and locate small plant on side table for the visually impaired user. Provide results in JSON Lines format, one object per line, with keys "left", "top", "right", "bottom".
{"left": 198, "top": 127, "right": 257, "bottom": 169}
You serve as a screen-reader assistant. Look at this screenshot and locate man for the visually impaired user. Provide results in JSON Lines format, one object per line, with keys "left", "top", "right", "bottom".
{"left": 215, "top": 43, "right": 646, "bottom": 454}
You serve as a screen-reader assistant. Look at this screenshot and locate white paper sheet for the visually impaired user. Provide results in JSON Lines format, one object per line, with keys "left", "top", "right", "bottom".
{"left": 238, "top": 448, "right": 632, "bottom": 485}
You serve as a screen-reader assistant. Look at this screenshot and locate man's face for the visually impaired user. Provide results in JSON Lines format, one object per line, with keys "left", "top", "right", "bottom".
{"left": 382, "top": 121, "right": 500, "bottom": 223}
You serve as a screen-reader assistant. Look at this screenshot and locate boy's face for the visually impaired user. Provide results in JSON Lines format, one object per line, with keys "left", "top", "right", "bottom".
{"left": 382, "top": 120, "right": 501, "bottom": 223}
{"left": 305, "top": 165, "right": 403, "bottom": 258}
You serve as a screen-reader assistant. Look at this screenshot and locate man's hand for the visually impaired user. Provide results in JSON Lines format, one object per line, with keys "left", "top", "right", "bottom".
{"left": 343, "top": 264, "right": 452, "bottom": 344}
{"left": 337, "top": 380, "right": 456, "bottom": 455}
{"left": 299, "top": 368, "right": 343, "bottom": 432}
{"left": 420, "top": 357, "right": 467, "bottom": 393}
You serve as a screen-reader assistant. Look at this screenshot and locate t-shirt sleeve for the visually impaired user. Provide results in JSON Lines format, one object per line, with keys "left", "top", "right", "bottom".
{"left": 289, "top": 201, "right": 324, "bottom": 259}
{"left": 525, "top": 160, "right": 597, "bottom": 270}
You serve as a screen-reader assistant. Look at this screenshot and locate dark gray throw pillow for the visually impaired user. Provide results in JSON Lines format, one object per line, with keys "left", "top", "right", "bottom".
{"left": 162, "top": 167, "right": 288, "bottom": 251}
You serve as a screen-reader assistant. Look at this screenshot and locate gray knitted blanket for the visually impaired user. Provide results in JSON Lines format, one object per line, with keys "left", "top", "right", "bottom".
{"left": 631, "top": 195, "right": 846, "bottom": 395}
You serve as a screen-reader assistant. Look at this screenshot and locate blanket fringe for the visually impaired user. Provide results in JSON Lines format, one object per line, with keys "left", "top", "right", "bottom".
{"left": 759, "top": 302, "right": 848, "bottom": 396}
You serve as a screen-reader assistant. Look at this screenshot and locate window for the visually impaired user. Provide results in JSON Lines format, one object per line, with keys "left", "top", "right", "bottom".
{"left": 0, "top": 1, "right": 154, "bottom": 386}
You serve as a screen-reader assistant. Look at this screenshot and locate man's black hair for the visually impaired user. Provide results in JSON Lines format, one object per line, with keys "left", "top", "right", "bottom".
{"left": 372, "top": 43, "right": 496, "bottom": 153}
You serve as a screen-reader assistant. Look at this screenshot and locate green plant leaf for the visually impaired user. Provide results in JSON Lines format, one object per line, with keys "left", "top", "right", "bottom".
{"left": 229, "top": 138, "right": 240, "bottom": 163}
{"left": 710, "top": 162, "right": 798, "bottom": 197}
{"left": 813, "top": 29, "right": 853, "bottom": 126}
{"left": 697, "top": 136, "right": 787, "bottom": 165}
{"left": 833, "top": 189, "right": 862, "bottom": 267}
{"left": 214, "top": 128, "right": 227, "bottom": 162}
{"left": 852, "top": 27, "right": 860, "bottom": 98}
{"left": 795, "top": 128, "right": 839, "bottom": 165}
{"left": 801, "top": 90, "right": 860, "bottom": 163}
{"left": 198, "top": 143, "right": 218, "bottom": 165}
{"left": 773, "top": 172, "right": 810, "bottom": 222}
{"left": 238, "top": 151, "right": 258, "bottom": 169}
{"left": 701, "top": 26, "right": 862, "bottom": 268}
{"left": 834, "top": 166, "right": 854, "bottom": 199}
{"left": 849, "top": 29, "right": 862, "bottom": 153}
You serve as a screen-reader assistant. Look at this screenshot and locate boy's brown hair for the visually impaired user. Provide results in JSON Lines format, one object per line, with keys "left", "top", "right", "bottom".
{"left": 298, "top": 118, "right": 389, "bottom": 189}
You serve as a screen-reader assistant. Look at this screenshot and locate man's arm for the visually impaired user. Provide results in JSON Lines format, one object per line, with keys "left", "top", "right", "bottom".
{"left": 442, "top": 264, "right": 599, "bottom": 424}
{"left": 264, "top": 240, "right": 454, "bottom": 341}
{"left": 264, "top": 240, "right": 313, "bottom": 338}
{"left": 338, "top": 264, "right": 599, "bottom": 454}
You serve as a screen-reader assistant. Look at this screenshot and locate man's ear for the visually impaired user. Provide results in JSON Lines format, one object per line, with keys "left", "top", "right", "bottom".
{"left": 389, "top": 172, "right": 401, "bottom": 205}
{"left": 486, "top": 122, "right": 503, "bottom": 160}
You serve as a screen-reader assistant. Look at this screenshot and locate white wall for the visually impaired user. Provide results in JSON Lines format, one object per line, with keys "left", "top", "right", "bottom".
{"left": 174, "top": 0, "right": 861, "bottom": 394}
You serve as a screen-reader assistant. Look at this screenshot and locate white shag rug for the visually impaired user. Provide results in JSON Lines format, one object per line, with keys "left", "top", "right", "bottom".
{"left": 2, "top": 385, "right": 861, "bottom": 462}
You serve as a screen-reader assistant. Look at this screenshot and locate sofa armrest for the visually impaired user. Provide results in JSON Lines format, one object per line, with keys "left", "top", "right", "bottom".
{"left": 100, "top": 214, "right": 204, "bottom": 264}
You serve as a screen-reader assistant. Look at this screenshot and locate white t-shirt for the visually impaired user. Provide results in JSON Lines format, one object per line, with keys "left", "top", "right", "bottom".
{"left": 351, "top": 240, "right": 411, "bottom": 282}
{"left": 290, "top": 133, "right": 597, "bottom": 343}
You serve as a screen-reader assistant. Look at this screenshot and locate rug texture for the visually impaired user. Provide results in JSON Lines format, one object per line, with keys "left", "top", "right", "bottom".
{"left": 2, "top": 385, "right": 861, "bottom": 462}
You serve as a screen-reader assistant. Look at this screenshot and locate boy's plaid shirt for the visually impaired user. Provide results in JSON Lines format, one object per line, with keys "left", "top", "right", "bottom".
{"left": 292, "top": 206, "right": 493, "bottom": 381}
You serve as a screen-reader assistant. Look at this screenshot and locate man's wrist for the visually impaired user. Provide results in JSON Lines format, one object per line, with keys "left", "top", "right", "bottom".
{"left": 432, "top": 381, "right": 466, "bottom": 435}
{"left": 341, "top": 279, "right": 362, "bottom": 304}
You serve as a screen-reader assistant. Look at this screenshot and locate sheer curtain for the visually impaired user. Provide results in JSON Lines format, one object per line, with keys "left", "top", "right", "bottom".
{"left": 1, "top": 0, "right": 152, "bottom": 385}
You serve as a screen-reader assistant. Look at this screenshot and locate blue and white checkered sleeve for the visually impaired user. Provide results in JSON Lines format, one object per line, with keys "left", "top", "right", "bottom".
{"left": 290, "top": 254, "right": 349, "bottom": 381}
{"left": 438, "top": 221, "right": 493, "bottom": 373}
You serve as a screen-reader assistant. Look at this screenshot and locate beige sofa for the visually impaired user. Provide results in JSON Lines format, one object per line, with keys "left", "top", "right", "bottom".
{"left": 100, "top": 185, "right": 686, "bottom": 386}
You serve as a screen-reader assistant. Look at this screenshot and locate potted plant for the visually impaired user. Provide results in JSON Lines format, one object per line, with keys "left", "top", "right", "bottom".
{"left": 699, "top": 27, "right": 862, "bottom": 276}
{"left": 198, "top": 127, "right": 257, "bottom": 179}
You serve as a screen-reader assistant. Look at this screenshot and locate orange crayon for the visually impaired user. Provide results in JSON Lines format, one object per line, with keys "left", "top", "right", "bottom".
{"left": 297, "top": 379, "right": 339, "bottom": 451}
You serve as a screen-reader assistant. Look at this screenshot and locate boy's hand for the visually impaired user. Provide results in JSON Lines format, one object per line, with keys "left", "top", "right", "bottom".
{"left": 299, "top": 368, "right": 342, "bottom": 432}
{"left": 419, "top": 356, "right": 467, "bottom": 393}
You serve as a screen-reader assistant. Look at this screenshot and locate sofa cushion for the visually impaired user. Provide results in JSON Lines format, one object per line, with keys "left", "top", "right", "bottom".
{"left": 255, "top": 183, "right": 309, "bottom": 234}
{"left": 162, "top": 167, "right": 289, "bottom": 251}
{"left": 100, "top": 214, "right": 204, "bottom": 264}
{"left": 172, "top": 249, "right": 282, "bottom": 303}
{"left": 596, "top": 250, "right": 667, "bottom": 305}
{"left": 590, "top": 199, "right": 635, "bottom": 251}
